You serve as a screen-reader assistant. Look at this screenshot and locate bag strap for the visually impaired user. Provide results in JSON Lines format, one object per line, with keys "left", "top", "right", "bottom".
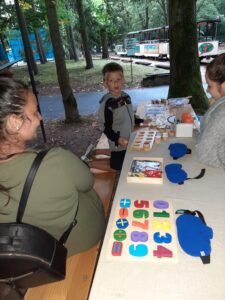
{"left": 16, "top": 149, "right": 50, "bottom": 223}
{"left": 59, "top": 201, "right": 79, "bottom": 244}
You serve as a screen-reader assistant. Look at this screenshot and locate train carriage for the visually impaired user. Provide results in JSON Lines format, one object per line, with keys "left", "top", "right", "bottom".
{"left": 116, "top": 20, "right": 223, "bottom": 60}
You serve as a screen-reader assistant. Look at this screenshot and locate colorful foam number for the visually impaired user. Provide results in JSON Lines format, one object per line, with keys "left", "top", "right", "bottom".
{"left": 134, "top": 200, "right": 149, "bottom": 208}
{"left": 153, "top": 245, "right": 173, "bottom": 258}
{"left": 153, "top": 210, "right": 170, "bottom": 218}
{"left": 153, "top": 232, "right": 172, "bottom": 244}
{"left": 153, "top": 200, "right": 169, "bottom": 209}
{"left": 133, "top": 209, "right": 149, "bottom": 219}
{"left": 116, "top": 218, "right": 129, "bottom": 229}
{"left": 112, "top": 241, "right": 123, "bottom": 256}
{"left": 120, "top": 198, "right": 131, "bottom": 208}
{"left": 132, "top": 219, "right": 149, "bottom": 230}
{"left": 110, "top": 198, "right": 177, "bottom": 262}
{"left": 119, "top": 208, "right": 128, "bottom": 218}
{"left": 131, "top": 231, "right": 148, "bottom": 242}
{"left": 113, "top": 229, "right": 127, "bottom": 241}
{"left": 129, "top": 244, "right": 148, "bottom": 257}
{"left": 153, "top": 220, "right": 171, "bottom": 231}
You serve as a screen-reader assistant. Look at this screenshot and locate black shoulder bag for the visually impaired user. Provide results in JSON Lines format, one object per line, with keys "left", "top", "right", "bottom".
{"left": 0, "top": 150, "right": 79, "bottom": 290}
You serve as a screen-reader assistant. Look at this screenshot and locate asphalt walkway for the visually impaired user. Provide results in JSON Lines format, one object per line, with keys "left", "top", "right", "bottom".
{"left": 39, "top": 86, "right": 170, "bottom": 119}
{"left": 38, "top": 84, "right": 208, "bottom": 120}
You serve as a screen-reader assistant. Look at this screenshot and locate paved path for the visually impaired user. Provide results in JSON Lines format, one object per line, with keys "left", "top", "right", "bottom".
{"left": 39, "top": 86, "right": 169, "bottom": 119}
{"left": 38, "top": 84, "right": 208, "bottom": 120}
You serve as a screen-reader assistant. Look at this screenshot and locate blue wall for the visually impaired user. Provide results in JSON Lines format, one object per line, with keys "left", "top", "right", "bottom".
{"left": 8, "top": 28, "right": 54, "bottom": 61}
{"left": 0, "top": 42, "right": 8, "bottom": 61}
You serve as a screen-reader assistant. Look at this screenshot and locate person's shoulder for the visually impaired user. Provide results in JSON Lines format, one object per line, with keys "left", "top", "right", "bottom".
{"left": 45, "top": 147, "right": 88, "bottom": 173}
{"left": 45, "top": 147, "right": 76, "bottom": 163}
{"left": 121, "top": 91, "right": 132, "bottom": 104}
{"left": 212, "top": 97, "right": 225, "bottom": 117}
{"left": 121, "top": 91, "right": 130, "bottom": 97}
{"left": 99, "top": 92, "right": 111, "bottom": 104}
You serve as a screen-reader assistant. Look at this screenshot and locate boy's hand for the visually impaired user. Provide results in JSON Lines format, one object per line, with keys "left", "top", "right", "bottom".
{"left": 139, "top": 119, "right": 151, "bottom": 127}
{"left": 142, "top": 119, "right": 151, "bottom": 126}
{"left": 118, "top": 137, "right": 129, "bottom": 147}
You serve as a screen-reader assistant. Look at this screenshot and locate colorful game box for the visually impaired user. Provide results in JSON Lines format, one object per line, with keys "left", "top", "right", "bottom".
{"left": 127, "top": 157, "right": 163, "bottom": 184}
{"left": 108, "top": 198, "right": 178, "bottom": 263}
{"left": 130, "top": 129, "right": 156, "bottom": 151}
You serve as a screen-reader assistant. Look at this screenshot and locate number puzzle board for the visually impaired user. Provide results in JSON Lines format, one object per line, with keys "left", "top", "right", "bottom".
{"left": 127, "top": 157, "right": 163, "bottom": 184}
{"left": 107, "top": 198, "right": 178, "bottom": 263}
{"left": 130, "top": 130, "right": 156, "bottom": 151}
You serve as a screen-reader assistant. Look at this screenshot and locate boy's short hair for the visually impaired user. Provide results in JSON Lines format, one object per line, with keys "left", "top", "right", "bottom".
{"left": 102, "top": 62, "right": 124, "bottom": 76}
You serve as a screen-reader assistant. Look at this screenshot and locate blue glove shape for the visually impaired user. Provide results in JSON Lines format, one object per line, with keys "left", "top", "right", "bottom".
{"left": 176, "top": 213, "right": 213, "bottom": 262}
{"left": 168, "top": 143, "right": 191, "bottom": 160}
{"left": 165, "top": 163, "right": 187, "bottom": 184}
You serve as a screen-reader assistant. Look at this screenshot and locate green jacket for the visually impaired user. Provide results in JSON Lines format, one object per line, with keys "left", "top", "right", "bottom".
{"left": 0, "top": 148, "right": 105, "bottom": 256}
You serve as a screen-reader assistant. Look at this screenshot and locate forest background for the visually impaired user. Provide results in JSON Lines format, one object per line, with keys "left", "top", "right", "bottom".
{"left": 0, "top": 0, "right": 225, "bottom": 157}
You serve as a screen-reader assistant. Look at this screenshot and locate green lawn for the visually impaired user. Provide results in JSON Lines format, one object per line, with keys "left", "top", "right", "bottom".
{"left": 12, "top": 58, "right": 167, "bottom": 89}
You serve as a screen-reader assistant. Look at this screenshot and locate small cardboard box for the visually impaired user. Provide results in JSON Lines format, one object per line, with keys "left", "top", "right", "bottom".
{"left": 175, "top": 123, "right": 193, "bottom": 137}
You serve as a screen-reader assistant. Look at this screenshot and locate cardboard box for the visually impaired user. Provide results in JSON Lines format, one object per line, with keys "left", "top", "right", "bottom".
{"left": 175, "top": 123, "right": 193, "bottom": 137}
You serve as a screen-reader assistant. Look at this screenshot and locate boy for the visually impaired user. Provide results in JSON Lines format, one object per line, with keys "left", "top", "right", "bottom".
{"left": 97, "top": 62, "right": 143, "bottom": 171}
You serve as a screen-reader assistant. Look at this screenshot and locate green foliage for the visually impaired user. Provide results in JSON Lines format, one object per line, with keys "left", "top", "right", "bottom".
{"left": 196, "top": 0, "right": 219, "bottom": 20}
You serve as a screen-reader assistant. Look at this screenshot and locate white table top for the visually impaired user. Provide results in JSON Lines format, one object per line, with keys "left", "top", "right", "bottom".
{"left": 89, "top": 133, "right": 225, "bottom": 300}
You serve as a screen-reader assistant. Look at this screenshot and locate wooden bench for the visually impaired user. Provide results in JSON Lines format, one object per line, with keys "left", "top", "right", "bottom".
{"left": 25, "top": 172, "right": 117, "bottom": 300}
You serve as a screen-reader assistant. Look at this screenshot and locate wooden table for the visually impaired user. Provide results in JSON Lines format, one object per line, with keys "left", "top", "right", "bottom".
{"left": 89, "top": 131, "right": 225, "bottom": 300}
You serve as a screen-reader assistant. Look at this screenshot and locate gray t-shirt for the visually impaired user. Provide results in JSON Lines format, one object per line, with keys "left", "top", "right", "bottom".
{"left": 196, "top": 96, "right": 225, "bottom": 169}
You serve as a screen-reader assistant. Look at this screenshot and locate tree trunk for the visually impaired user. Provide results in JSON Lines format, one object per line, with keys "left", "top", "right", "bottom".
{"left": 65, "top": 1, "right": 79, "bottom": 61}
{"left": 45, "top": 0, "right": 79, "bottom": 122}
{"left": 145, "top": 6, "right": 149, "bottom": 29}
{"left": 66, "top": 25, "right": 79, "bottom": 61}
{"left": 34, "top": 29, "right": 47, "bottom": 64}
{"left": 168, "top": 0, "right": 208, "bottom": 113}
{"left": 15, "top": 0, "right": 38, "bottom": 75}
{"left": 0, "top": 36, "right": 8, "bottom": 61}
{"left": 75, "top": 0, "right": 93, "bottom": 69}
{"left": 100, "top": 28, "right": 109, "bottom": 59}
{"left": 157, "top": 0, "right": 169, "bottom": 25}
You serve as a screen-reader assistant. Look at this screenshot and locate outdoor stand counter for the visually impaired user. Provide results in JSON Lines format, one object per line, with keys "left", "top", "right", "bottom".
{"left": 89, "top": 133, "right": 225, "bottom": 300}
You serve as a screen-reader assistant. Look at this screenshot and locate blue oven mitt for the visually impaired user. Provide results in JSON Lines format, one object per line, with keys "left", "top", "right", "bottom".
{"left": 176, "top": 210, "right": 213, "bottom": 264}
{"left": 165, "top": 163, "right": 205, "bottom": 185}
{"left": 168, "top": 143, "right": 191, "bottom": 160}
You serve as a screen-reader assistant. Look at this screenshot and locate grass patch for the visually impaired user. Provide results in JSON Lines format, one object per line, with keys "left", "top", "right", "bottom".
{"left": 12, "top": 58, "right": 167, "bottom": 89}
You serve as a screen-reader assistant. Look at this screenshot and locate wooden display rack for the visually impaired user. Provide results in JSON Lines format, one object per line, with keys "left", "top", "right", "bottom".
{"left": 130, "top": 129, "right": 157, "bottom": 152}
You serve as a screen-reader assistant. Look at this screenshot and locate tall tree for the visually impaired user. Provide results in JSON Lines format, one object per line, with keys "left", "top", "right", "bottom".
{"left": 65, "top": 1, "right": 79, "bottom": 61}
{"left": 168, "top": 0, "right": 209, "bottom": 113}
{"left": 29, "top": 1, "right": 47, "bottom": 64}
{"left": 75, "top": 0, "right": 93, "bottom": 69}
{"left": 45, "top": 0, "right": 79, "bottom": 122}
{"left": 156, "top": 0, "right": 168, "bottom": 25}
{"left": 14, "top": 0, "right": 38, "bottom": 75}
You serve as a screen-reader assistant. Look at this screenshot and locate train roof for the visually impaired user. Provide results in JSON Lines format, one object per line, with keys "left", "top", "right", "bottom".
{"left": 197, "top": 19, "right": 221, "bottom": 25}
{"left": 126, "top": 20, "right": 220, "bottom": 36}
{"left": 140, "top": 26, "right": 169, "bottom": 33}
{"left": 127, "top": 26, "right": 169, "bottom": 35}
